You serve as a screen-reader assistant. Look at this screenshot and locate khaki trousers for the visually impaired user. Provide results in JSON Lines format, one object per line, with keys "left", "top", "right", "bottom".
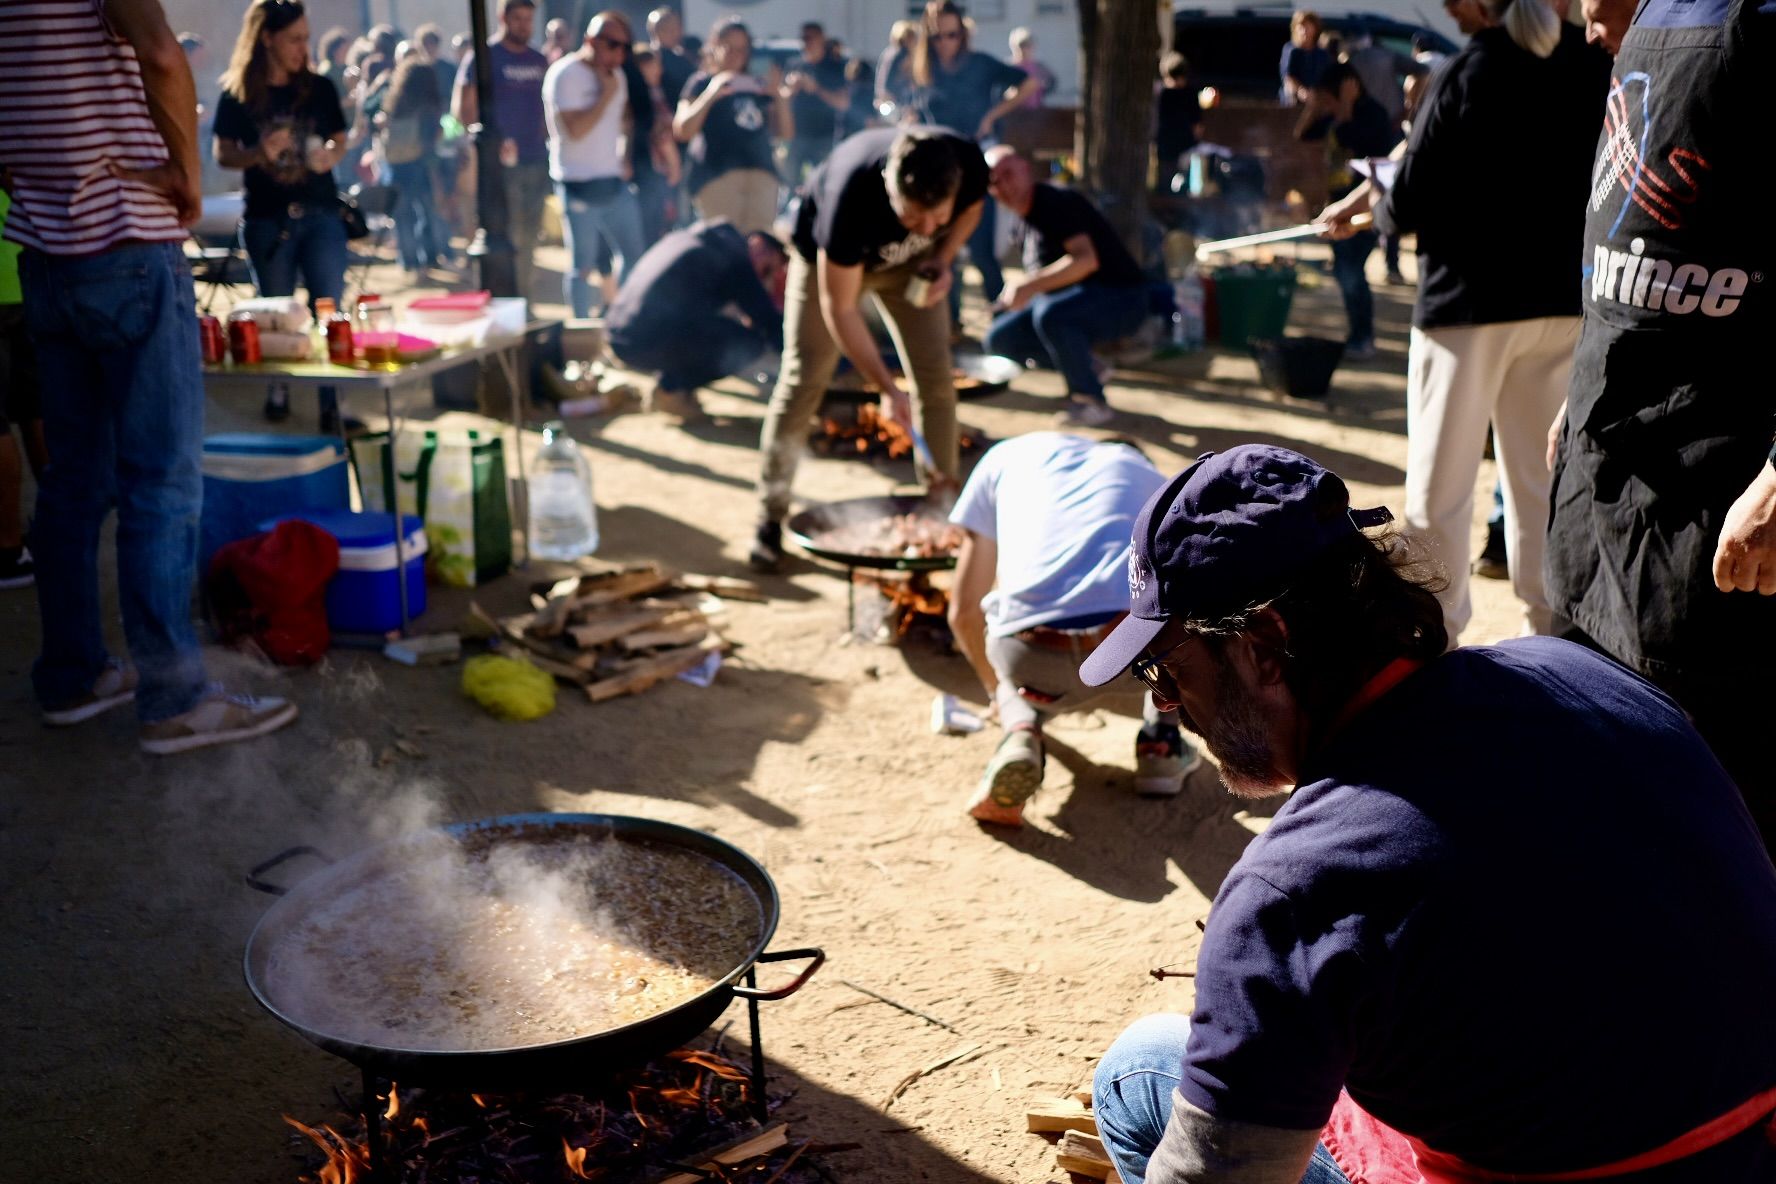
{"left": 757, "top": 250, "right": 958, "bottom": 524}
{"left": 692, "top": 168, "right": 781, "bottom": 236}
{"left": 1404, "top": 316, "right": 1578, "bottom": 642}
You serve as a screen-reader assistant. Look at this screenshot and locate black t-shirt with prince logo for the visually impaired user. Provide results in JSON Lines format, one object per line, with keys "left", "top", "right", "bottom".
{"left": 214, "top": 75, "right": 348, "bottom": 218}
{"left": 790, "top": 126, "right": 987, "bottom": 271}
{"left": 679, "top": 71, "right": 779, "bottom": 194}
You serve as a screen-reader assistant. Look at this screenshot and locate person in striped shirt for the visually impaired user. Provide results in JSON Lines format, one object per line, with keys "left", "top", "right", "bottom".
{"left": 0, "top": 0, "right": 298, "bottom": 754}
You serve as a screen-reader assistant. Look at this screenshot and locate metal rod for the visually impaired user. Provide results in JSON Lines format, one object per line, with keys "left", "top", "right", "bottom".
{"left": 386, "top": 380, "right": 410, "bottom": 636}
{"left": 361, "top": 1067, "right": 386, "bottom": 1184}
{"left": 746, "top": 967, "right": 767, "bottom": 1124}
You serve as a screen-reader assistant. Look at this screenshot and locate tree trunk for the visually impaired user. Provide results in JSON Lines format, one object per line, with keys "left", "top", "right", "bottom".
{"left": 1076, "top": 0, "right": 1161, "bottom": 260}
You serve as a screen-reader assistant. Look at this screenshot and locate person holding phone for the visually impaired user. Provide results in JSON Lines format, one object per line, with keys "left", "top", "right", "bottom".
{"left": 672, "top": 17, "right": 784, "bottom": 235}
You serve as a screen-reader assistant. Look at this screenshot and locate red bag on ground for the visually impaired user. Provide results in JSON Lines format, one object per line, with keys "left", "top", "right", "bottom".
{"left": 207, "top": 519, "right": 340, "bottom": 666}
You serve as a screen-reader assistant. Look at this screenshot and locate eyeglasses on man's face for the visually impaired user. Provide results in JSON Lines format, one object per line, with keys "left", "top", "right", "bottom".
{"left": 1129, "top": 636, "right": 1193, "bottom": 700}
{"left": 596, "top": 34, "right": 630, "bottom": 52}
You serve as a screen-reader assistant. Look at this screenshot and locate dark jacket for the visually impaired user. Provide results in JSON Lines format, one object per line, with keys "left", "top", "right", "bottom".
{"left": 1373, "top": 25, "right": 1611, "bottom": 329}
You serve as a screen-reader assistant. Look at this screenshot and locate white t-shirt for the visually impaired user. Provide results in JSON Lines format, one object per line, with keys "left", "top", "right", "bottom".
{"left": 542, "top": 55, "right": 627, "bottom": 182}
{"left": 949, "top": 433, "right": 1166, "bottom": 637}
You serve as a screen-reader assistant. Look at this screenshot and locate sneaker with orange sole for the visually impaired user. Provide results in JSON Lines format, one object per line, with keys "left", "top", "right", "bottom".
{"left": 966, "top": 729, "right": 1044, "bottom": 826}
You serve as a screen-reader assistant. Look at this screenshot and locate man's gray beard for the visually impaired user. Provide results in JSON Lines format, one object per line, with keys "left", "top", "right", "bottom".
{"left": 1203, "top": 652, "right": 1287, "bottom": 799}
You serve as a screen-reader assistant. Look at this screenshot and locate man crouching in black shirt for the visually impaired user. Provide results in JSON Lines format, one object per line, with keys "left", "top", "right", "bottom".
{"left": 748, "top": 126, "right": 987, "bottom": 572}
{"left": 605, "top": 220, "right": 787, "bottom": 422}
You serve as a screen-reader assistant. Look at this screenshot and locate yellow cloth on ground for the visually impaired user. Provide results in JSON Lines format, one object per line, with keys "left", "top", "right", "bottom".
{"left": 461, "top": 655, "right": 556, "bottom": 721}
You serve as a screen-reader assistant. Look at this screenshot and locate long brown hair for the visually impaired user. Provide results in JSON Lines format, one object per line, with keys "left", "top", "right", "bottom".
{"left": 911, "top": 0, "right": 969, "bottom": 88}
{"left": 220, "top": 0, "right": 310, "bottom": 112}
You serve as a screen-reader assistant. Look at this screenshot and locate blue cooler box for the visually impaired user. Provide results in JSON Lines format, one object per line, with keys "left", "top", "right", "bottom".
{"left": 202, "top": 434, "right": 351, "bottom": 572}
{"left": 260, "top": 509, "right": 427, "bottom": 635}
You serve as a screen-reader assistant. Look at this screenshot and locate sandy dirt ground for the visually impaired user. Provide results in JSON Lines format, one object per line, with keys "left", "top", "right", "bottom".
{"left": 0, "top": 243, "right": 1522, "bottom": 1184}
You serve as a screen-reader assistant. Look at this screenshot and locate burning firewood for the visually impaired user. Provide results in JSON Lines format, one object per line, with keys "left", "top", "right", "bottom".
{"left": 283, "top": 1046, "right": 840, "bottom": 1184}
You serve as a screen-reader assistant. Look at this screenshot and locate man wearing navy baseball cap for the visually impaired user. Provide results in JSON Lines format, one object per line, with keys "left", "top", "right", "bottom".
{"left": 1085, "top": 446, "right": 1776, "bottom": 1184}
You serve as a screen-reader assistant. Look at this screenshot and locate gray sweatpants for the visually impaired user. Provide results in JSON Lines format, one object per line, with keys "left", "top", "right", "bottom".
{"left": 988, "top": 631, "right": 1176, "bottom": 734}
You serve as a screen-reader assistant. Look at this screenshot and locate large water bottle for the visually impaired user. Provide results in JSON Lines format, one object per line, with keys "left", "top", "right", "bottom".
{"left": 527, "top": 422, "right": 599, "bottom": 560}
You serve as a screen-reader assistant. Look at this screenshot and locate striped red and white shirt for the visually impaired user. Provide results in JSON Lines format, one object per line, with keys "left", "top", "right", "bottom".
{"left": 0, "top": 0, "right": 185, "bottom": 255}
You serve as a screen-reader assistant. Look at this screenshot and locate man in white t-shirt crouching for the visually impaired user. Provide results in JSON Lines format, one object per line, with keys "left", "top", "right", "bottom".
{"left": 542, "top": 10, "right": 644, "bottom": 317}
{"left": 948, "top": 433, "right": 1201, "bottom": 826}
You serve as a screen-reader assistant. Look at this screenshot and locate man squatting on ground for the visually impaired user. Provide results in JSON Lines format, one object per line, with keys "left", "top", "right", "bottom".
{"left": 749, "top": 125, "right": 986, "bottom": 572}
{"left": 1075, "top": 446, "right": 1776, "bottom": 1183}
{"left": 947, "top": 433, "right": 1200, "bottom": 827}
{"left": 605, "top": 219, "right": 787, "bottom": 422}
{"left": 982, "top": 147, "right": 1151, "bottom": 428}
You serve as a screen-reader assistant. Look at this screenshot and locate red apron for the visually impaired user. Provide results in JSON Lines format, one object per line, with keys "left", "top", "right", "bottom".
{"left": 1321, "top": 1087, "right": 1776, "bottom": 1183}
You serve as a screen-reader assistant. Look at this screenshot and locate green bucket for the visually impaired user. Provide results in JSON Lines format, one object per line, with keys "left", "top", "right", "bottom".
{"left": 1210, "top": 264, "right": 1297, "bottom": 347}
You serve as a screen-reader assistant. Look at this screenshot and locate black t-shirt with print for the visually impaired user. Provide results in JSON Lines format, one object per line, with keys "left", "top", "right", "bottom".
{"left": 918, "top": 51, "right": 1025, "bottom": 140}
{"left": 791, "top": 126, "right": 987, "bottom": 271}
{"left": 679, "top": 71, "right": 779, "bottom": 193}
{"left": 1021, "top": 183, "right": 1144, "bottom": 289}
{"left": 213, "top": 75, "right": 347, "bottom": 218}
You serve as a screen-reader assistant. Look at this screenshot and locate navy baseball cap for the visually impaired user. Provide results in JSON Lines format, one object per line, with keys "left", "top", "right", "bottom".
{"left": 1078, "top": 445, "right": 1393, "bottom": 687}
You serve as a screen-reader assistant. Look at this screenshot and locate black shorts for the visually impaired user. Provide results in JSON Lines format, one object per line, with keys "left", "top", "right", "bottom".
{"left": 0, "top": 305, "right": 41, "bottom": 434}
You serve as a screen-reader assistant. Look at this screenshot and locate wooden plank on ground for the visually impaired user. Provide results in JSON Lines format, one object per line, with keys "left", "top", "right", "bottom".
{"left": 566, "top": 605, "right": 677, "bottom": 648}
{"left": 1057, "top": 1128, "right": 1118, "bottom": 1181}
{"left": 585, "top": 638, "right": 719, "bottom": 703}
{"left": 1027, "top": 1098, "right": 1097, "bottom": 1135}
{"left": 649, "top": 1124, "right": 789, "bottom": 1184}
{"left": 678, "top": 573, "right": 766, "bottom": 602}
{"left": 618, "top": 622, "right": 709, "bottom": 652}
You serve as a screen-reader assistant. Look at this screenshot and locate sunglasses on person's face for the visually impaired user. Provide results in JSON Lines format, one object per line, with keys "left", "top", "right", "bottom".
{"left": 932, "top": 30, "right": 963, "bottom": 42}
{"left": 1129, "top": 636, "right": 1193, "bottom": 701}
{"left": 597, "top": 35, "right": 630, "bottom": 52}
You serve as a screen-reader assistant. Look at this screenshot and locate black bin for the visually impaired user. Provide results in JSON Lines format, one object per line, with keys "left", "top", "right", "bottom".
{"left": 1251, "top": 336, "right": 1345, "bottom": 399}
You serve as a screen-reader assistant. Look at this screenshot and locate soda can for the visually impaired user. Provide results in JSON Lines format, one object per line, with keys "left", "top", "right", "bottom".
{"left": 325, "top": 316, "right": 356, "bottom": 365}
{"left": 198, "top": 314, "right": 226, "bottom": 365}
{"left": 227, "top": 313, "right": 262, "bottom": 365}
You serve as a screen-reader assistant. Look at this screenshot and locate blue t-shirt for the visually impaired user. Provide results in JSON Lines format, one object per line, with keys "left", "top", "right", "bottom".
{"left": 950, "top": 433, "right": 1163, "bottom": 636}
{"left": 1184, "top": 637, "right": 1776, "bottom": 1178}
{"left": 918, "top": 50, "right": 1026, "bottom": 141}
{"left": 457, "top": 40, "right": 550, "bottom": 165}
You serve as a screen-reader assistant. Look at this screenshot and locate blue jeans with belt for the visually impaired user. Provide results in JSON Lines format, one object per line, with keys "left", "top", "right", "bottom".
{"left": 1094, "top": 1013, "right": 1352, "bottom": 1184}
{"left": 242, "top": 206, "right": 349, "bottom": 421}
{"left": 20, "top": 241, "right": 209, "bottom": 723}
{"left": 985, "top": 284, "right": 1147, "bottom": 403}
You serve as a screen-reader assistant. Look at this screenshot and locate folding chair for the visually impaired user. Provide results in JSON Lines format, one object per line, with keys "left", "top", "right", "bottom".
{"left": 344, "top": 182, "right": 400, "bottom": 302}
{"left": 186, "top": 234, "right": 253, "bottom": 313}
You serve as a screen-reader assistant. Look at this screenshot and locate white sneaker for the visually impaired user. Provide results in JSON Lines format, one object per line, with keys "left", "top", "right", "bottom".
{"left": 43, "top": 659, "right": 138, "bottom": 726}
{"left": 139, "top": 690, "right": 298, "bottom": 755}
{"left": 1056, "top": 399, "right": 1115, "bottom": 428}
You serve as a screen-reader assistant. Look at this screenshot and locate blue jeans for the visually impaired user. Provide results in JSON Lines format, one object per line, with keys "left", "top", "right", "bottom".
{"left": 383, "top": 158, "right": 445, "bottom": 271}
{"left": 985, "top": 284, "right": 1147, "bottom": 402}
{"left": 1329, "top": 229, "right": 1377, "bottom": 347}
{"left": 949, "top": 197, "right": 1008, "bottom": 325}
{"left": 1094, "top": 1014, "right": 1351, "bottom": 1184}
{"left": 610, "top": 316, "right": 765, "bottom": 393}
{"left": 20, "top": 242, "right": 208, "bottom": 723}
{"left": 241, "top": 209, "right": 349, "bottom": 421}
{"left": 557, "top": 178, "right": 645, "bottom": 318}
{"left": 240, "top": 207, "right": 348, "bottom": 310}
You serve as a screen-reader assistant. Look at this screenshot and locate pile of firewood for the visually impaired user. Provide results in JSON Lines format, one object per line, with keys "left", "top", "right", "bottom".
{"left": 471, "top": 564, "right": 763, "bottom": 704}
{"left": 1028, "top": 1093, "right": 1121, "bottom": 1183}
